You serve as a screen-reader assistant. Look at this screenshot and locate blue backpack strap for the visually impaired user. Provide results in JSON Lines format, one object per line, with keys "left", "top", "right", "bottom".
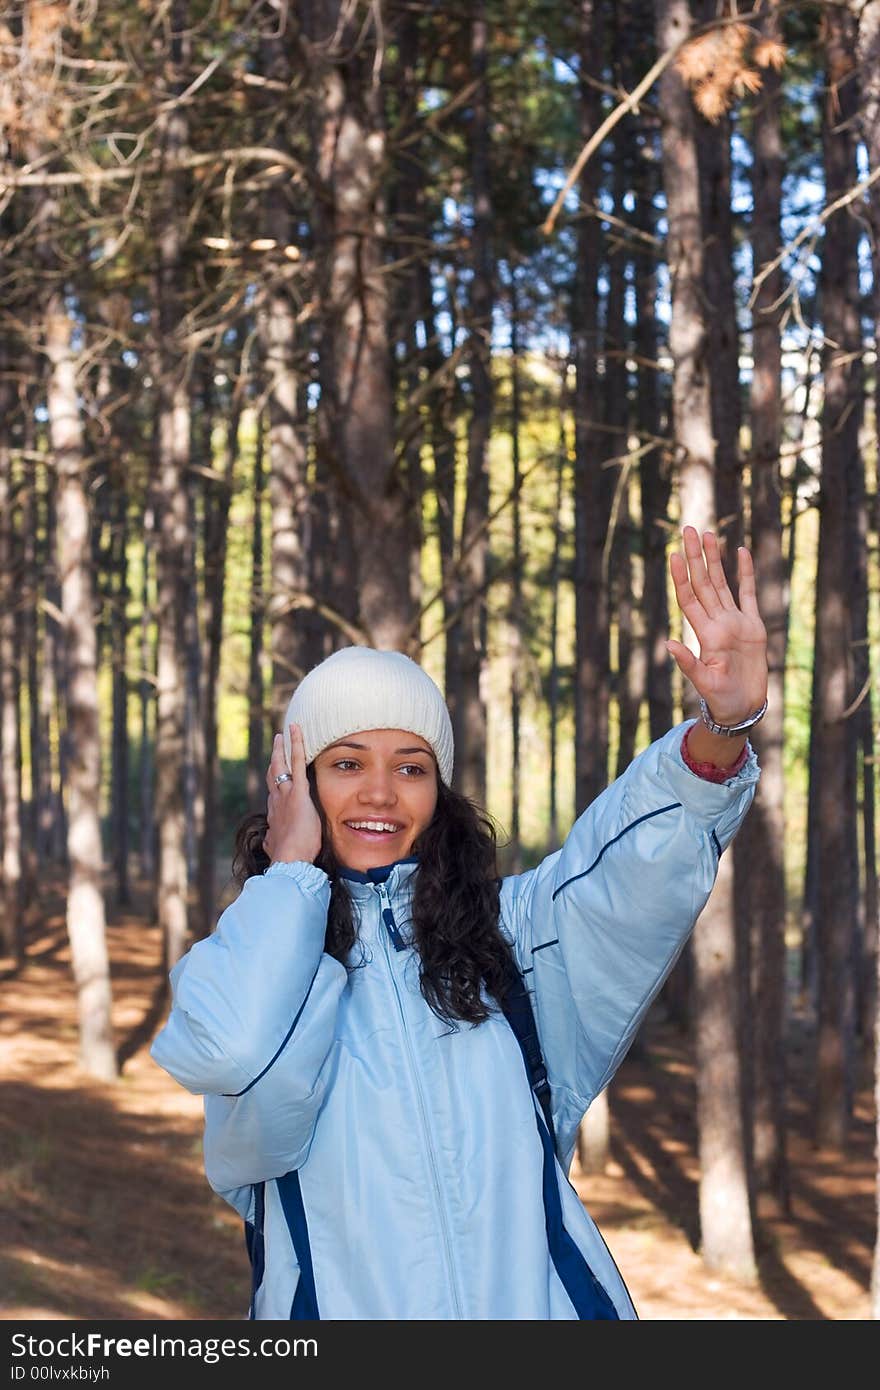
{"left": 498, "top": 950, "right": 556, "bottom": 1148}
{"left": 276, "top": 1169, "right": 321, "bottom": 1319}
{"left": 244, "top": 1181, "right": 265, "bottom": 1319}
{"left": 497, "top": 948, "right": 622, "bottom": 1320}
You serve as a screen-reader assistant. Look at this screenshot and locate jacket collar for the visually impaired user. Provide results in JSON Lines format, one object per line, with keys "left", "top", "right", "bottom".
{"left": 337, "top": 854, "right": 419, "bottom": 899}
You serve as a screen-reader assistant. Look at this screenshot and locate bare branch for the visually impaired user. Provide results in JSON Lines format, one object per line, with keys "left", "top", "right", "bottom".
{"left": 0, "top": 146, "right": 306, "bottom": 192}
{"left": 542, "top": 5, "right": 771, "bottom": 237}
{"left": 749, "top": 162, "right": 880, "bottom": 309}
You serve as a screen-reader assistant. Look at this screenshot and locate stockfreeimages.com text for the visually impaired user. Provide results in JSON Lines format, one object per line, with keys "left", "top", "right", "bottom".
{"left": 10, "top": 1334, "right": 316, "bottom": 1365}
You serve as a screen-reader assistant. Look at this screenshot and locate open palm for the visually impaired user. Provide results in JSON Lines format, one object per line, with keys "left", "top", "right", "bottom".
{"left": 666, "top": 526, "right": 768, "bottom": 725}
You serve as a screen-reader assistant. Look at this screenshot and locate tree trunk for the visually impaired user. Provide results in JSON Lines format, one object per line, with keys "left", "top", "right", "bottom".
{"left": 456, "top": 1, "right": 493, "bottom": 803}
{"left": 874, "top": 924, "right": 880, "bottom": 1315}
{"left": 655, "top": 0, "right": 755, "bottom": 1281}
{"left": 548, "top": 366, "right": 569, "bottom": 855}
{"left": 154, "top": 0, "right": 192, "bottom": 970}
{"left": 42, "top": 462, "right": 67, "bottom": 865}
{"left": 574, "top": 0, "right": 611, "bottom": 815}
{"left": 578, "top": 1088, "right": 611, "bottom": 1177}
{"left": 802, "top": 573, "right": 821, "bottom": 1011}
{"left": 633, "top": 137, "right": 673, "bottom": 745}
{"left": 692, "top": 847, "right": 756, "bottom": 1281}
{"left": 139, "top": 486, "right": 156, "bottom": 886}
{"left": 739, "top": 0, "right": 789, "bottom": 1209}
{"left": 46, "top": 295, "right": 116, "bottom": 1081}
{"left": 247, "top": 410, "right": 268, "bottom": 814}
{"left": 259, "top": 11, "right": 315, "bottom": 726}
{"left": 197, "top": 386, "right": 239, "bottom": 937}
{"left": 304, "top": 0, "right": 414, "bottom": 653}
{"left": 850, "top": 436, "right": 874, "bottom": 1052}
{"left": 697, "top": 105, "right": 742, "bottom": 562}
{"left": 31, "top": 464, "right": 52, "bottom": 865}
{"left": 182, "top": 401, "right": 205, "bottom": 888}
{"left": 20, "top": 407, "right": 40, "bottom": 907}
{"left": 615, "top": 469, "right": 645, "bottom": 783}
{"left": 417, "top": 217, "right": 461, "bottom": 729}
{"left": 0, "top": 352, "right": 23, "bottom": 961}
{"left": 606, "top": 127, "right": 639, "bottom": 778}
{"left": 388, "top": 0, "right": 426, "bottom": 652}
{"left": 508, "top": 271, "right": 524, "bottom": 869}
{"left": 696, "top": 75, "right": 755, "bottom": 1223}
{"left": 574, "top": 0, "right": 614, "bottom": 1177}
{"left": 109, "top": 466, "right": 130, "bottom": 908}
{"left": 814, "top": 5, "right": 862, "bottom": 1149}
{"left": 867, "top": 4, "right": 880, "bottom": 1268}
{"left": 854, "top": 0, "right": 880, "bottom": 1055}
{"left": 656, "top": 0, "right": 714, "bottom": 531}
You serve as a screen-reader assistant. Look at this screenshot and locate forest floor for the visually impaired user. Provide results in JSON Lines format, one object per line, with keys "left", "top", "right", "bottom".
{"left": 0, "top": 875, "right": 875, "bottom": 1322}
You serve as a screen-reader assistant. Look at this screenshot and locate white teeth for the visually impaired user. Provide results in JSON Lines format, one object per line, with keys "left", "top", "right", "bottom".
{"left": 348, "top": 821, "right": 400, "bottom": 833}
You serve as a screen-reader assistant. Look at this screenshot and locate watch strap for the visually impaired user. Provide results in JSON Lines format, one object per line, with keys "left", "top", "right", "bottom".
{"left": 698, "top": 695, "right": 768, "bottom": 737}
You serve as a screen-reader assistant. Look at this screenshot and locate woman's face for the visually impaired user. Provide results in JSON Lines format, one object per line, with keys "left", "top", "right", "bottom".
{"left": 312, "top": 728, "right": 439, "bottom": 872}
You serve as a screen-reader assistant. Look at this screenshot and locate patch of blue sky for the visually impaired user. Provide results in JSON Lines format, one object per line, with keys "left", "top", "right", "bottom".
{"left": 733, "top": 244, "right": 754, "bottom": 337}
{"left": 534, "top": 164, "right": 580, "bottom": 217}
{"left": 782, "top": 173, "right": 825, "bottom": 221}
{"left": 777, "top": 175, "right": 824, "bottom": 323}
{"left": 433, "top": 308, "right": 454, "bottom": 353}
{"left": 730, "top": 129, "right": 753, "bottom": 215}
{"left": 596, "top": 184, "right": 615, "bottom": 217}
{"left": 858, "top": 230, "right": 873, "bottom": 307}
{"left": 552, "top": 53, "right": 577, "bottom": 85}
{"left": 441, "top": 194, "right": 461, "bottom": 229}
{"left": 654, "top": 259, "right": 671, "bottom": 329}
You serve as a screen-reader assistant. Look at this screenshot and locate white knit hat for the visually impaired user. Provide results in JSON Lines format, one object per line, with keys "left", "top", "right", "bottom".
{"left": 283, "top": 646, "right": 454, "bottom": 786}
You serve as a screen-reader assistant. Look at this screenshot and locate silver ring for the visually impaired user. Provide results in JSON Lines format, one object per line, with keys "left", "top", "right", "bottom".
{"left": 274, "top": 772, "right": 293, "bottom": 786}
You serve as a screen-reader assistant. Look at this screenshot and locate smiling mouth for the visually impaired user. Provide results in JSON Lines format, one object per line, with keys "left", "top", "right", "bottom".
{"left": 344, "top": 821, "right": 405, "bottom": 840}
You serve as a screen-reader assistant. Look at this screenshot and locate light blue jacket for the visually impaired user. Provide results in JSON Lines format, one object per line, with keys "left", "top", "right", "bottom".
{"left": 150, "top": 720, "right": 760, "bottom": 1320}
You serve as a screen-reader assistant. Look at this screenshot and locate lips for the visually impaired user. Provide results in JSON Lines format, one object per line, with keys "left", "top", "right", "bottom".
{"left": 344, "top": 821, "right": 404, "bottom": 841}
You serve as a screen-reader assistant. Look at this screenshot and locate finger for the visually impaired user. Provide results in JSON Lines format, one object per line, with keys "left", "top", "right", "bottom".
{"left": 682, "top": 525, "right": 724, "bottom": 617}
{"left": 737, "top": 546, "right": 761, "bottom": 616}
{"left": 669, "top": 549, "right": 710, "bottom": 636}
{"left": 266, "top": 734, "right": 286, "bottom": 793}
{"left": 665, "top": 636, "right": 702, "bottom": 683}
{"left": 289, "top": 723, "right": 305, "bottom": 780}
{"left": 264, "top": 739, "right": 287, "bottom": 795}
{"left": 702, "top": 531, "right": 737, "bottom": 612}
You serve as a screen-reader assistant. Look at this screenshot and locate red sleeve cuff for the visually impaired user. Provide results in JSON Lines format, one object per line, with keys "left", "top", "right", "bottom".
{"left": 680, "top": 722, "right": 750, "bottom": 783}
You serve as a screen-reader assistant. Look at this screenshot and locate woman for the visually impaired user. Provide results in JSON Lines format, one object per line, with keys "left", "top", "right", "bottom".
{"left": 151, "top": 526, "right": 767, "bottom": 1320}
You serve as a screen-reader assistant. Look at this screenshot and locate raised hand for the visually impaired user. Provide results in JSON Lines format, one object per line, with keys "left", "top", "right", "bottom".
{"left": 263, "top": 723, "right": 323, "bottom": 866}
{"left": 666, "top": 526, "right": 768, "bottom": 725}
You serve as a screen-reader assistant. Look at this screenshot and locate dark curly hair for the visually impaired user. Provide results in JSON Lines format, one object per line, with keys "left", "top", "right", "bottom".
{"left": 231, "top": 765, "right": 516, "bottom": 1026}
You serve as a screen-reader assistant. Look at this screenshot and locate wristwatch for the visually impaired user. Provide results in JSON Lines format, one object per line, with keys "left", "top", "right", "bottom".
{"left": 699, "top": 695, "right": 768, "bottom": 737}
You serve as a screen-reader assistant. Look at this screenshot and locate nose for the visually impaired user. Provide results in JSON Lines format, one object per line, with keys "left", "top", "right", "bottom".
{"left": 357, "top": 766, "right": 397, "bottom": 808}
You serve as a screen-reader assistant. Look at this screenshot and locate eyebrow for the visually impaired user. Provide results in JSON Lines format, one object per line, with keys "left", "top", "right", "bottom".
{"left": 324, "top": 740, "right": 434, "bottom": 757}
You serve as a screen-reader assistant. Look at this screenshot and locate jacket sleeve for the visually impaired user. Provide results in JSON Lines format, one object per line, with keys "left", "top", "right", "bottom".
{"left": 149, "top": 860, "right": 347, "bottom": 1186}
{"left": 499, "top": 720, "right": 761, "bottom": 1165}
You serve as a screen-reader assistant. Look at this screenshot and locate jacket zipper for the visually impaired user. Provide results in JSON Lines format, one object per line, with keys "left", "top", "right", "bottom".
{"left": 376, "top": 878, "right": 406, "bottom": 951}
{"left": 374, "top": 880, "right": 464, "bottom": 1319}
